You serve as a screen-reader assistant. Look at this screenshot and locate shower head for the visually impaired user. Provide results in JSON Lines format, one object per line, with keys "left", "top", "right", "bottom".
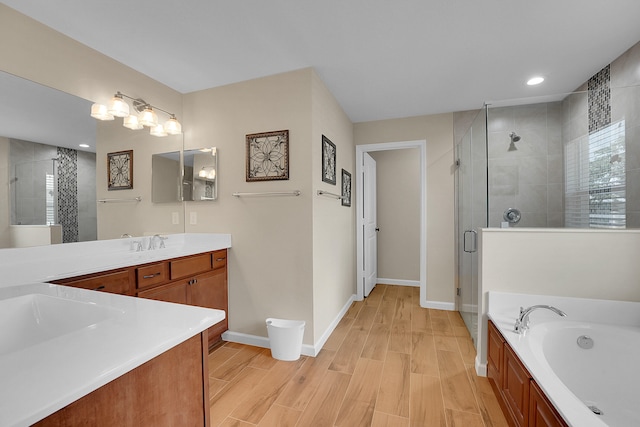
{"left": 509, "top": 132, "right": 521, "bottom": 142}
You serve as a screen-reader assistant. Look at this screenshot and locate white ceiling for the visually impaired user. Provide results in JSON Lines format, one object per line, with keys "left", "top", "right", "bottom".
{"left": 3, "top": 0, "right": 640, "bottom": 123}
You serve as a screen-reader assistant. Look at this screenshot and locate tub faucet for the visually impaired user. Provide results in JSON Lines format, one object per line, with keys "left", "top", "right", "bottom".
{"left": 514, "top": 305, "right": 566, "bottom": 334}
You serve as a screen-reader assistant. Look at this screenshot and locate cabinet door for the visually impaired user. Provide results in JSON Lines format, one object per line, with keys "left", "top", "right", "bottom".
{"left": 189, "top": 268, "right": 228, "bottom": 346}
{"left": 529, "top": 381, "right": 567, "bottom": 427}
{"left": 487, "top": 320, "right": 504, "bottom": 390}
{"left": 503, "top": 345, "right": 531, "bottom": 427}
{"left": 138, "top": 281, "right": 189, "bottom": 305}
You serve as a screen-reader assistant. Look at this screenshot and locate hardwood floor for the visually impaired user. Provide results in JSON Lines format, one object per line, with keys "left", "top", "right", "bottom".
{"left": 207, "top": 285, "right": 508, "bottom": 426}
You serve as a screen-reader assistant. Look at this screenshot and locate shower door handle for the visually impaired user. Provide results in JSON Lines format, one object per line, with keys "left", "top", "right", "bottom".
{"left": 463, "top": 230, "right": 477, "bottom": 253}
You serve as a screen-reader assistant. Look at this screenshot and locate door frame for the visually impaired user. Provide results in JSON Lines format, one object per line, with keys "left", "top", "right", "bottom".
{"left": 355, "top": 140, "right": 427, "bottom": 306}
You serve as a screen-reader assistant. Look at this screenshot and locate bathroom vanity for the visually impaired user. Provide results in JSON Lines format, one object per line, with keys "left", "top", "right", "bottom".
{"left": 0, "top": 233, "right": 231, "bottom": 426}
{"left": 52, "top": 248, "right": 228, "bottom": 348}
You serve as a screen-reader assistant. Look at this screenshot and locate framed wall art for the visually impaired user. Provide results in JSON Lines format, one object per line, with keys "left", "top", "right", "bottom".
{"left": 341, "top": 169, "right": 352, "bottom": 207}
{"left": 322, "top": 135, "right": 336, "bottom": 185}
{"left": 246, "top": 129, "right": 289, "bottom": 181}
{"left": 107, "top": 150, "right": 133, "bottom": 190}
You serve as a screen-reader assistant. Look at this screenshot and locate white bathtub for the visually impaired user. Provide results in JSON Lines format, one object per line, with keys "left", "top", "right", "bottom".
{"left": 487, "top": 292, "right": 640, "bottom": 427}
{"left": 525, "top": 321, "right": 640, "bottom": 427}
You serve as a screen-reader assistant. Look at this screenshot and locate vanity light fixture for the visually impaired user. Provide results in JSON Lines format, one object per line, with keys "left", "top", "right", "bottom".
{"left": 90, "top": 91, "right": 182, "bottom": 137}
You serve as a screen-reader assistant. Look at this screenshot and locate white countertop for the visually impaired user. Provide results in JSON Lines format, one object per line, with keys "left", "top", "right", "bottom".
{"left": 0, "top": 282, "right": 225, "bottom": 427}
{"left": 0, "top": 233, "right": 232, "bottom": 286}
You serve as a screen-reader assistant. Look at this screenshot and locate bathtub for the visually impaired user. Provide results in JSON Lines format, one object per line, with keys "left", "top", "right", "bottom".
{"left": 526, "top": 321, "right": 640, "bottom": 426}
{"left": 486, "top": 292, "right": 640, "bottom": 427}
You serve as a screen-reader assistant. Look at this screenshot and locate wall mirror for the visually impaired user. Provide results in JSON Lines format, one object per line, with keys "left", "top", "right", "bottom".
{"left": 0, "top": 71, "right": 98, "bottom": 248}
{"left": 151, "top": 151, "right": 181, "bottom": 203}
{"left": 183, "top": 148, "right": 217, "bottom": 201}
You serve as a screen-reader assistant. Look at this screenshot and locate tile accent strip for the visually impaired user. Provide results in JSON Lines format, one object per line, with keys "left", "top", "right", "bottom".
{"left": 57, "top": 147, "right": 79, "bottom": 243}
{"left": 588, "top": 64, "right": 611, "bottom": 134}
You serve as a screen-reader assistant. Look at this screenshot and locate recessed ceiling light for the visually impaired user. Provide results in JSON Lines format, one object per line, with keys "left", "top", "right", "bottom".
{"left": 527, "top": 76, "right": 544, "bottom": 86}
{"left": 79, "top": 144, "right": 90, "bottom": 148}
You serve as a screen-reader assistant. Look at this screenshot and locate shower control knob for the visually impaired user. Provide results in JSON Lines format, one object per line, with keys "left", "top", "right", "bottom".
{"left": 503, "top": 207, "right": 521, "bottom": 224}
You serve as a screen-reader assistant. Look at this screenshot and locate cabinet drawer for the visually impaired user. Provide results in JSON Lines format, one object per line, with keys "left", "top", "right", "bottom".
{"left": 170, "top": 253, "right": 212, "bottom": 280}
{"left": 213, "top": 249, "right": 227, "bottom": 270}
{"left": 136, "top": 262, "right": 169, "bottom": 289}
{"left": 56, "top": 269, "right": 132, "bottom": 295}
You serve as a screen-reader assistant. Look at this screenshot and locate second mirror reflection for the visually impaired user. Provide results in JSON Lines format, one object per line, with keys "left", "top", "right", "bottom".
{"left": 152, "top": 147, "right": 217, "bottom": 203}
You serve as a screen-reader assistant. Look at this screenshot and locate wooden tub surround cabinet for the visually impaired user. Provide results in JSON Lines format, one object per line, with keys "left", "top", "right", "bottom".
{"left": 34, "top": 333, "right": 211, "bottom": 427}
{"left": 487, "top": 320, "right": 568, "bottom": 427}
{"left": 53, "top": 249, "right": 228, "bottom": 349}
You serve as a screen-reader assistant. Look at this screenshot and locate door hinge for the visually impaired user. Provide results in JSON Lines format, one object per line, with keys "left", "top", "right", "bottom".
{"left": 456, "top": 287, "right": 461, "bottom": 296}
{"left": 455, "top": 159, "right": 461, "bottom": 168}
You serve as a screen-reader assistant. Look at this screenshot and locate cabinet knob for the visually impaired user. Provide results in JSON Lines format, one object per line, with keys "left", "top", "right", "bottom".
{"left": 215, "top": 258, "right": 226, "bottom": 262}
{"left": 143, "top": 273, "right": 161, "bottom": 279}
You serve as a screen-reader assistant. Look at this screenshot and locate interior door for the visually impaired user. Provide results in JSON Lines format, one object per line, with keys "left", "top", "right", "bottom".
{"left": 363, "top": 152, "right": 377, "bottom": 297}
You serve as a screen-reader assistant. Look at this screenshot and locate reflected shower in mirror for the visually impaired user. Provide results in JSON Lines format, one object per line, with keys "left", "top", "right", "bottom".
{"left": 183, "top": 148, "right": 217, "bottom": 201}
{"left": 0, "top": 71, "right": 97, "bottom": 248}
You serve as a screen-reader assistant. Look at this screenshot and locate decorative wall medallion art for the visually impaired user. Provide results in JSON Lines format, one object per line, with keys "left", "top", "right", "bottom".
{"left": 107, "top": 150, "right": 133, "bottom": 190}
{"left": 246, "top": 130, "right": 289, "bottom": 181}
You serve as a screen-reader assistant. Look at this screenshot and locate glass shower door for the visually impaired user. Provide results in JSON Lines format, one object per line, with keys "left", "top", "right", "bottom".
{"left": 456, "top": 109, "right": 487, "bottom": 345}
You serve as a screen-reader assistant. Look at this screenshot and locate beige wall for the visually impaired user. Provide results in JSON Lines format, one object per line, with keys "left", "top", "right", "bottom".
{"left": 354, "top": 114, "right": 456, "bottom": 304}
{"left": 370, "top": 149, "right": 421, "bottom": 282}
{"left": 183, "top": 68, "right": 357, "bottom": 346}
{"left": 311, "top": 71, "right": 356, "bottom": 342}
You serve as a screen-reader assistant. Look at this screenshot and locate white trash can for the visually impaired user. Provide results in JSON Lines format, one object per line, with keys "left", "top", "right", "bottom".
{"left": 266, "top": 318, "right": 305, "bottom": 361}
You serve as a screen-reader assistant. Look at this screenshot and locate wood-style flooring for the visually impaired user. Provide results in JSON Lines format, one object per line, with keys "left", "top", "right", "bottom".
{"left": 207, "top": 285, "right": 508, "bottom": 427}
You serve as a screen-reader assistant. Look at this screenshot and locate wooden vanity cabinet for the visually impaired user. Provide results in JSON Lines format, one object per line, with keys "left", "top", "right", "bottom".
{"left": 487, "top": 320, "right": 568, "bottom": 427}
{"left": 53, "top": 249, "right": 229, "bottom": 349}
{"left": 52, "top": 268, "right": 135, "bottom": 296}
{"left": 136, "top": 249, "right": 229, "bottom": 348}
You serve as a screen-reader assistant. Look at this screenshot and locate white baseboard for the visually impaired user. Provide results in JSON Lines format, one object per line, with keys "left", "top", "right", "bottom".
{"left": 221, "top": 293, "right": 357, "bottom": 358}
{"left": 475, "top": 356, "right": 487, "bottom": 377}
{"left": 376, "top": 278, "right": 420, "bottom": 287}
{"left": 421, "top": 300, "right": 456, "bottom": 311}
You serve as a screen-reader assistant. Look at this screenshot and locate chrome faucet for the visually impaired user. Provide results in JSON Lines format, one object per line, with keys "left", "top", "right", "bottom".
{"left": 148, "top": 234, "right": 166, "bottom": 250}
{"left": 514, "top": 305, "right": 566, "bottom": 334}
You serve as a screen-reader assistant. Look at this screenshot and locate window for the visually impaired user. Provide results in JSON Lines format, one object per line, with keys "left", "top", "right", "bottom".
{"left": 565, "top": 120, "right": 625, "bottom": 228}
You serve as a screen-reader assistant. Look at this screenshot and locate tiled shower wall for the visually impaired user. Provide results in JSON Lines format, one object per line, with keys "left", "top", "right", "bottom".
{"left": 486, "top": 102, "right": 564, "bottom": 227}
{"left": 486, "top": 40, "right": 640, "bottom": 228}
{"left": 9, "top": 139, "right": 96, "bottom": 242}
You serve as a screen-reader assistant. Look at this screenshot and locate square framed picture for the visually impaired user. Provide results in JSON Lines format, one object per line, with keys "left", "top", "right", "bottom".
{"left": 107, "top": 150, "right": 133, "bottom": 190}
{"left": 341, "top": 169, "right": 352, "bottom": 207}
{"left": 322, "top": 135, "right": 336, "bottom": 185}
{"left": 246, "top": 129, "right": 289, "bottom": 181}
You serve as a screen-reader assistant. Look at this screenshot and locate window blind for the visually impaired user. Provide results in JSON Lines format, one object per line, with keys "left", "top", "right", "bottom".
{"left": 565, "top": 120, "right": 625, "bottom": 228}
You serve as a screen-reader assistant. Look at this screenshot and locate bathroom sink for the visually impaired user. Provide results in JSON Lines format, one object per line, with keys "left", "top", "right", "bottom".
{"left": 0, "top": 294, "right": 120, "bottom": 356}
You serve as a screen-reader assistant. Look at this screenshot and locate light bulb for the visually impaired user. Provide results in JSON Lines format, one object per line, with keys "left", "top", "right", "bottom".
{"left": 90, "top": 103, "right": 114, "bottom": 120}
{"left": 138, "top": 107, "right": 158, "bottom": 127}
{"left": 123, "top": 115, "right": 143, "bottom": 130}
{"left": 163, "top": 116, "right": 182, "bottom": 135}
{"left": 150, "top": 124, "right": 168, "bottom": 137}
{"left": 107, "top": 93, "right": 130, "bottom": 117}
